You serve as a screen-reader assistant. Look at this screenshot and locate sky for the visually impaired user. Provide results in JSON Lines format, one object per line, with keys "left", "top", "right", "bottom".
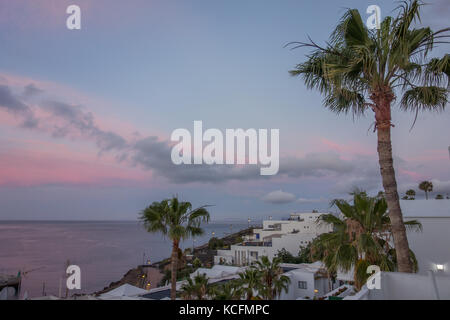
{"left": 0, "top": 0, "right": 449, "bottom": 221}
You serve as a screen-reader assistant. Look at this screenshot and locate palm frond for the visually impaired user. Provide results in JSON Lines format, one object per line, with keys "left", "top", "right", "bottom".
{"left": 400, "top": 86, "right": 447, "bottom": 111}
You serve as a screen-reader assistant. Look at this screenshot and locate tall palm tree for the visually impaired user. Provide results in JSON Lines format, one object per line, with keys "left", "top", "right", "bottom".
{"left": 238, "top": 268, "right": 261, "bottom": 300}
{"left": 312, "top": 191, "right": 421, "bottom": 289}
{"left": 180, "top": 273, "right": 210, "bottom": 300}
{"left": 288, "top": 0, "right": 449, "bottom": 272}
{"left": 254, "top": 256, "right": 290, "bottom": 300}
{"left": 419, "top": 180, "right": 433, "bottom": 199}
{"left": 139, "top": 197, "right": 210, "bottom": 300}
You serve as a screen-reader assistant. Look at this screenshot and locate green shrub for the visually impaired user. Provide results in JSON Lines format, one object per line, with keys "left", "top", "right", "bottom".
{"left": 208, "top": 237, "right": 224, "bottom": 250}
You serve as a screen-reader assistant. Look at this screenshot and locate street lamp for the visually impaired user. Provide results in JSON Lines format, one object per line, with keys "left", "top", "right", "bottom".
{"left": 313, "top": 289, "right": 319, "bottom": 300}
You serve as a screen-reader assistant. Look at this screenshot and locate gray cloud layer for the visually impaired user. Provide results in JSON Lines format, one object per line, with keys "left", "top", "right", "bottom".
{"left": 262, "top": 190, "right": 297, "bottom": 204}
{"left": 0, "top": 83, "right": 384, "bottom": 186}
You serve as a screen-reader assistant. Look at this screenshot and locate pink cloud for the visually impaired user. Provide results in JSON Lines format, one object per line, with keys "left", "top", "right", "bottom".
{"left": 398, "top": 168, "right": 427, "bottom": 181}
{"left": 0, "top": 147, "right": 153, "bottom": 188}
{"left": 320, "top": 138, "right": 374, "bottom": 157}
{"left": 0, "top": 72, "right": 175, "bottom": 187}
{"left": 405, "top": 149, "right": 449, "bottom": 163}
{"left": 0, "top": 72, "right": 166, "bottom": 140}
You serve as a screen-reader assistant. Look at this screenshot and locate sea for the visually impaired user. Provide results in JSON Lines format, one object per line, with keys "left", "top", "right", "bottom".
{"left": 0, "top": 220, "right": 249, "bottom": 297}
{"left": 1, "top": 204, "right": 449, "bottom": 299}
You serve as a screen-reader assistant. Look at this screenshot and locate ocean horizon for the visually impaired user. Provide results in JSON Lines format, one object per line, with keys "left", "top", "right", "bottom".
{"left": 1, "top": 201, "right": 449, "bottom": 298}
{"left": 0, "top": 220, "right": 250, "bottom": 297}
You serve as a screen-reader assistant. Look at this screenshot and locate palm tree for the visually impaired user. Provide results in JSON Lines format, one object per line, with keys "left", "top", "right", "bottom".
{"left": 288, "top": 0, "right": 449, "bottom": 272}
{"left": 139, "top": 197, "right": 210, "bottom": 300}
{"left": 405, "top": 189, "right": 416, "bottom": 200}
{"left": 254, "top": 256, "right": 290, "bottom": 300}
{"left": 238, "top": 268, "right": 261, "bottom": 300}
{"left": 180, "top": 273, "right": 210, "bottom": 300}
{"left": 419, "top": 180, "right": 433, "bottom": 199}
{"left": 210, "top": 280, "right": 243, "bottom": 300}
{"left": 312, "top": 191, "right": 421, "bottom": 289}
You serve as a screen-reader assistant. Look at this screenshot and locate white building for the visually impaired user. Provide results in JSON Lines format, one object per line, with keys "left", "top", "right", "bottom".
{"left": 278, "top": 262, "right": 354, "bottom": 300}
{"left": 140, "top": 265, "right": 245, "bottom": 300}
{"left": 214, "top": 212, "right": 332, "bottom": 266}
{"left": 400, "top": 200, "right": 450, "bottom": 276}
{"left": 345, "top": 271, "right": 450, "bottom": 300}
{"left": 191, "top": 265, "right": 245, "bottom": 280}
{"left": 279, "top": 262, "right": 329, "bottom": 299}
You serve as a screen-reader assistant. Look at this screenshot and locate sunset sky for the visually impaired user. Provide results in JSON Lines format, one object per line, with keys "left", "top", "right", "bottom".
{"left": 0, "top": 0, "right": 449, "bottom": 220}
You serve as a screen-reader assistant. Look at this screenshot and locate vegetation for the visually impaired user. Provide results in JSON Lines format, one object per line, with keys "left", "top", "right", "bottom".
{"left": 234, "top": 236, "right": 243, "bottom": 244}
{"left": 179, "top": 256, "right": 290, "bottom": 300}
{"left": 238, "top": 267, "right": 261, "bottom": 300}
{"left": 436, "top": 194, "right": 444, "bottom": 200}
{"left": 208, "top": 237, "right": 225, "bottom": 250}
{"left": 159, "top": 266, "right": 195, "bottom": 287}
{"left": 139, "top": 196, "right": 210, "bottom": 299}
{"left": 192, "top": 257, "right": 202, "bottom": 269}
{"left": 180, "top": 273, "right": 210, "bottom": 300}
{"left": 419, "top": 181, "right": 434, "bottom": 200}
{"left": 253, "top": 256, "right": 291, "bottom": 300}
{"left": 210, "top": 280, "right": 243, "bottom": 300}
{"left": 288, "top": 0, "right": 449, "bottom": 272}
{"left": 276, "top": 245, "right": 312, "bottom": 264}
{"left": 311, "top": 191, "right": 422, "bottom": 290}
{"left": 405, "top": 189, "right": 416, "bottom": 200}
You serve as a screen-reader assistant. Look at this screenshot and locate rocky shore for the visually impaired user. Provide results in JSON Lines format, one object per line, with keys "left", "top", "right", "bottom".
{"left": 94, "top": 226, "right": 254, "bottom": 295}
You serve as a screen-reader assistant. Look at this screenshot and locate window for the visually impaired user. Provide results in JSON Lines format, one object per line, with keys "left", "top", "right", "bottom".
{"left": 298, "top": 281, "right": 308, "bottom": 290}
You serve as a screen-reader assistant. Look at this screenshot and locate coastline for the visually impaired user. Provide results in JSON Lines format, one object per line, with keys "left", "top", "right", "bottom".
{"left": 92, "top": 226, "right": 255, "bottom": 295}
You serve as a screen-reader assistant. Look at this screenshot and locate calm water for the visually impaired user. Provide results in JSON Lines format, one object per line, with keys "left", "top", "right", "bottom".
{"left": 0, "top": 221, "right": 248, "bottom": 297}
{"left": 1, "top": 217, "right": 449, "bottom": 298}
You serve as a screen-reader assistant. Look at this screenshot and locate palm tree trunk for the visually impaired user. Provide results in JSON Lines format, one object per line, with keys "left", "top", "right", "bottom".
{"left": 376, "top": 124, "right": 413, "bottom": 273}
{"left": 170, "top": 240, "right": 179, "bottom": 300}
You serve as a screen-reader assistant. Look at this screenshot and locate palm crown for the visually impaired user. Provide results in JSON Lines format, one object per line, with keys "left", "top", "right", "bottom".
{"left": 312, "top": 191, "right": 421, "bottom": 289}
{"left": 288, "top": 0, "right": 449, "bottom": 121}
{"left": 140, "top": 197, "right": 210, "bottom": 241}
{"left": 140, "top": 196, "right": 210, "bottom": 300}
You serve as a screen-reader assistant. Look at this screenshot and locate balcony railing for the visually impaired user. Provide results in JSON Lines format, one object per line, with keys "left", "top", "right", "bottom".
{"left": 241, "top": 241, "right": 272, "bottom": 247}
